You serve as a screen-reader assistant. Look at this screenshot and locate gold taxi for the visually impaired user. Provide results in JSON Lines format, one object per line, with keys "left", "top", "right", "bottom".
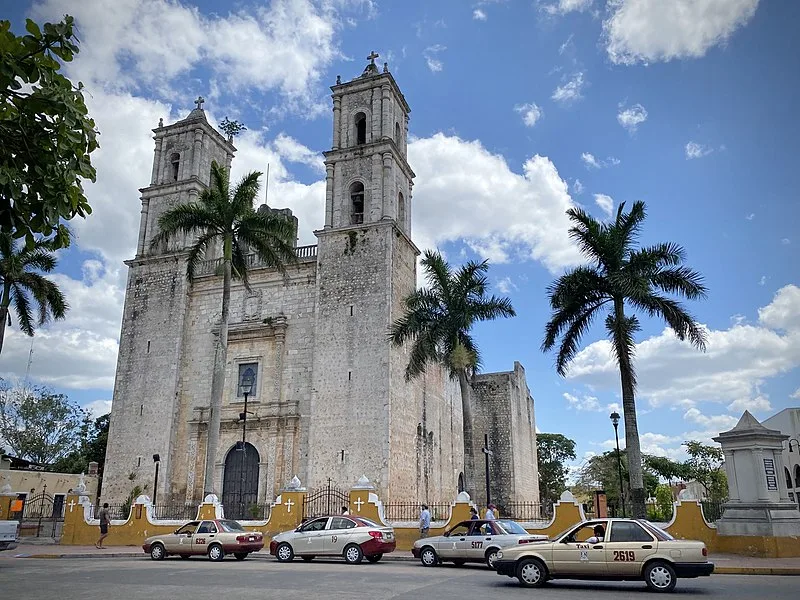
{"left": 493, "top": 518, "right": 713, "bottom": 593}
{"left": 143, "top": 519, "right": 264, "bottom": 561}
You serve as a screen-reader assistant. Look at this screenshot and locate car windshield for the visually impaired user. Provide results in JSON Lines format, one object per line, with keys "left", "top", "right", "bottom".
{"left": 218, "top": 520, "right": 245, "bottom": 532}
{"left": 496, "top": 520, "right": 528, "bottom": 535}
{"left": 640, "top": 520, "right": 675, "bottom": 541}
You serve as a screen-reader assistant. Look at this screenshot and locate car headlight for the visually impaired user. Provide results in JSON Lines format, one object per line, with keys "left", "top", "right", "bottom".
{"left": 496, "top": 551, "right": 503, "bottom": 560}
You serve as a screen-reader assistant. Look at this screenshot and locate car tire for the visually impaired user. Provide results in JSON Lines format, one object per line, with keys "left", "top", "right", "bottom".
{"left": 485, "top": 547, "right": 501, "bottom": 569}
{"left": 207, "top": 543, "right": 224, "bottom": 562}
{"left": 149, "top": 543, "right": 166, "bottom": 561}
{"left": 234, "top": 553, "right": 249, "bottom": 561}
{"left": 420, "top": 546, "right": 438, "bottom": 567}
{"left": 366, "top": 554, "right": 383, "bottom": 563}
{"left": 516, "top": 558, "right": 548, "bottom": 588}
{"left": 301, "top": 555, "right": 315, "bottom": 562}
{"left": 452, "top": 559, "right": 466, "bottom": 567}
{"left": 343, "top": 543, "right": 364, "bottom": 565}
{"left": 644, "top": 561, "right": 677, "bottom": 593}
{"left": 275, "top": 542, "right": 294, "bottom": 563}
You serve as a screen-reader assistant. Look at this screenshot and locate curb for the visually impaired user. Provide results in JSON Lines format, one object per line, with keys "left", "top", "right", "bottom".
{"left": 715, "top": 566, "right": 800, "bottom": 576}
{"left": 8, "top": 551, "right": 419, "bottom": 562}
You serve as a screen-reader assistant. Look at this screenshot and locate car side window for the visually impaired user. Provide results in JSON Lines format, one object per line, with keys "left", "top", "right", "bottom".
{"left": 301, "top": 518, "right": 328, "bottom": 532}
{"left": 176, "top": 521, "right": 199, "bottom": 535}
{"left": 609, "top": 522, "right": 654, "bottom": 543}
{"left": 565, "top": 523, "right": 604, "bottom": 543}
{"left": 331, "top": 517, "right": 356, "bottom": 530}
{"left": 447, "top": 524, "right": 470, "bottom": 537}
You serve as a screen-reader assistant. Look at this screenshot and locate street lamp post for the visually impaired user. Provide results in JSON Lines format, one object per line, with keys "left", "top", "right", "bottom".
{"left": 238, "top": 369, "right": 255, "bottom": 519}
{"left": 481, "top": 434, "right": 493, "bottom": 507}
{"left": 610, "top": 412, "right": 626, "bottom": 517}
{"left": 152, "top": 454, "right": 161, "bottom": 506}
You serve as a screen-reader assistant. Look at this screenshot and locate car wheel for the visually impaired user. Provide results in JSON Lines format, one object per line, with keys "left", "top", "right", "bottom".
{"left": 517, "top": 558, "right": 547, "bottom": 588}
{"left": 645, "top": 561, "right": 677, "bottom": 593}
{"left": 452, "top": 559, "right": 466, "bottom": 567}
{"left": 301, "top": 555, "right": 315, "bottom": 562}
{"left": 179, "top": 554, "right": 190, "bottom": 560}
{"left": 149, "top": 543, "right": 166, "bottom": 561}
{"left": 275, "top": 542, "right": 294, "bottom": 563}
{"left": 420, "top": 546, "right": 438, "bottom": 567}
{"left": 485, "top": 548, "right": 501, "bottom": 568}
{"left": 366, "top": 554, "right": 383, "bottom": 563}
{"left": 207, "top": 543, "right": 224, "bottom": 562}
{"left": 234, "top": 553, "right": 249, "bottom": 561}
{"left": 343, "top": 544, "right": 364, "bottom": 565}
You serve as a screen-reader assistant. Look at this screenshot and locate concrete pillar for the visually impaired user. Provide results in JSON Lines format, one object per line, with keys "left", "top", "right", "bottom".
{"left": 192, "top": 129, "right": 203, "bottom": 178}
{"left": 151, "top": 136, "right": 163, "bottom": 184}
{"left": 332, "top": 97, "right": 342, "bottom": 150}
{"left": 136, "top": 198, "right": 150, "bottom": 256}
{"left": 324, "top": 164, "right": 334, "bottom": 228}
{"left": 382, "top": 153, "right": 392, "bottom": 219}
{"left": 753, "top": 448, "right": 769, "bottom": 501}
{"left": 381, "top": 85, "right": 392, "bottom": 140}
{"left": 723, "top": 450, "right": 740, "bottom": 501}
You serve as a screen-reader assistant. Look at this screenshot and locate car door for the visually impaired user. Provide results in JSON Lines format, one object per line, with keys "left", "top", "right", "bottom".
{"left": 551, "top": 521, "right": 608, "bottom": 576}
{"left": 325, "top": 517, "right": 357, "bottom": 555}
{"left": 440, "top": 522, "right": 472, "bottom": 560}
{"left": 605, "top": 521, "right": 657, "bottom": 576}
{"left": 466, "top": 521, "right": 494, "bottom": 560}
{"left": 192, "top": 521, "right": 218, "bottom": 554}
{"left": 168, "top": 521, "right": 199, "bottom": 553}
{"left": 295, "top": 517, "right": 329, "bottom": 554}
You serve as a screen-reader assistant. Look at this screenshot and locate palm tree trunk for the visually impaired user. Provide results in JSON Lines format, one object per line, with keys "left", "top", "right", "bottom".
{"left": 614, "top": 298, "right": 646, "bottom": 518}
{"left": 457, "top": 369, "right": 476, "bottom": 501}
{"left": 203, "top": 235, "right": 233, "bottom": 498}
{"left": 0, "top": 282, "right": 10, "bottom": 355}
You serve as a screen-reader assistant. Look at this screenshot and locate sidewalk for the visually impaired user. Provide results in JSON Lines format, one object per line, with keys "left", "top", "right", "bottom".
{"left": 4, "top": 544, "right": 799, "bottom": 575}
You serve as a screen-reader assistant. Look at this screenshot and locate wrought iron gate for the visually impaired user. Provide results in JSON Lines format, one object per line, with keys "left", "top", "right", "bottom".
{"left": 22, "top": 492, "right": 65, "bottom": 538}
{"left": 221, "top": 442, "right": 260, "bottom": 520}
{"left": 303, "top": 481, "right": 349, "bottom": 519}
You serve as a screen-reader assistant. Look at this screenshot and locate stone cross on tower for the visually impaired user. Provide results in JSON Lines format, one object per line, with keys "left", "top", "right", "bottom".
{"left": 367, "top": 51, "right": 379, "bottom": 64}
{"left": 194, "top": 96, "right": 205, "bottom": 110}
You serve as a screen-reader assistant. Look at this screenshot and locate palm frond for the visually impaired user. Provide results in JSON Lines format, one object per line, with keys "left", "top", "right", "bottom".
{"left": 151, "top": 204, "right": 220, "bottom": 250}
{"left": 420, "top": 250, "right": 452, "bottom": 302}
{"left": 10, "top": 283, "right": 35, "bottom": 336}
{"left": 185, "top": 230, "right": 219, "bottom": 282}
{"left": 566, "top": 207, "right": 608, "bottom": 265}
{"left": 236, "top": 212, "right": 298, "bottom": 275}
{"left": 650, "top": 266, "right": 708, "bottom": 300}
{"left": 230, "top": 238, "right": 251, "bottom": 290}
{"left": 470, "top": 296, "right": 516, "bottom": 322}
{"left": 406, "top": 329, "right": 439, "bottom": 380}
{"left": 627, "top": 293, "right": 707, "bottom": 351}
{"left": 230, "top": 171, "right": 263, "bottom": 216}
{"left": 554, "top": 302, "right": 606, "bottom": 376}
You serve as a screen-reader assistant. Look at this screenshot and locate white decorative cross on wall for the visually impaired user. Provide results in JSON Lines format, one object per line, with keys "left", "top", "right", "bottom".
{"left": 284, "top": 498, "right": 295, "bottom": 513}
{"left": 354, "top": 497, "right": 365, "bottom": 512}
{"left": 68, "top": 500, "right": 76, "bottom": 513}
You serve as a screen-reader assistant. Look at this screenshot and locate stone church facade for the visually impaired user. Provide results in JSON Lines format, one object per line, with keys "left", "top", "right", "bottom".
{"left": 103, "top": 57, "right": 539, "bottom": 512}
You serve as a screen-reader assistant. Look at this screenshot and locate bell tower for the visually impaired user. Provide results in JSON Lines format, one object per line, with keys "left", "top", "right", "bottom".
{"left": 306, "top": 54, "right": 420, "bottom": 497}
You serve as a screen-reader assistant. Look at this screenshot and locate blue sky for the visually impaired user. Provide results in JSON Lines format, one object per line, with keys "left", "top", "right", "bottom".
{"left": 1, "top": 0, "right": 797, "bottom": 471}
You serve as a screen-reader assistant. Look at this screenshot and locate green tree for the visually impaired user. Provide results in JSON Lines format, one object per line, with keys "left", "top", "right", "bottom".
{"left": 574, "top": 450, "right": 659, "bottom": 512}
{"left": 542, "top": 201, "right": 708, "bottom": 517}
{"left": 0, "top": 232, "right": 68, "bottom": 354}
{"left": 388, "top": 250, "right": 515, "bottom": 497}
{"left": 645, "top": 455, "right": 689, "bottom": 485}
{"left": 683, "top": 440, "right": 728, "bottom": 501}
{"left": 152, "top": 161, "right": 296, "bottom": 496}
{"left": 0, "top": 16, "right": 99, "bottom": 250}
{"left": 537, "top": 433, "right": 577, "bottom": 506}
{"left": 51, "top": 412, "right": 109, "bottom": 475}
{"left": 0, "top": 385, "right": 89, "bottom": 464}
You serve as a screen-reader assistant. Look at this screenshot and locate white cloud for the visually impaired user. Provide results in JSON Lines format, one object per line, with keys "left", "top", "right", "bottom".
{"left": 685, "top": 141, "right": 713, "bottom": 159}
{"left": 759, "top": 276, "right": 766, "bottom": 286}
{"left": 83, "top": 399, "right": 113, "bottom": 419}
{"left": 563, "top": 392, "right": 618, "bottom": 413}
{"left": 541, "top": 0, "right": 593, "bottom": 15}
{"left": 573, "top": 179, "right": 585, "bottom": 195}
{"left": 727, "top": 396, "right": 772, "bottom": 414}
{"left": 598, "top": 432, "right": 685, "bottom": 459}
{"left": 683, "top": 407, "right": 739, "bottom": 432}
{"left": 781, "top": 238, "right": 791, "bottom": 245}
{"left": 271, "top": 133, "right": 325, "bottom": 174}
{"left": 514, "top": 103, "right": 544, "bottom": 127}
{"left": 408, "top": 133, "right": 583, "bottom": 272}
{"left": 594, "top": 194, "right": 614, "bottom": 217}
{"left": 564, "top": 285, "right": 800, "bottom": 412}
{"left": 559, "top": 34, "right": 575, "bottom": 55}
{"left": 552, "top": 72, "right": 586, "bottom": 104}
{"left": 495, "top": 277, "right": 517, "bottom": 295}
{"left": 603, "top": 0, "right": 760, "bottom": 65}
{"left": 746, "top": 213, "right": 755, "bottom": 221}
{"left": 581, "top": 152, "right": 620, "bottom": 169}
{"left": 424, "top": 44, "right": 446, "bottom": 72}
{"left": 791, "top": 388, "right": 800, "bottom": 400}
{"left": 617, "top": 103, "right": 648, "bottom": 133}
{"left": 473, "top": 8, "right": 487, "bottom": 20}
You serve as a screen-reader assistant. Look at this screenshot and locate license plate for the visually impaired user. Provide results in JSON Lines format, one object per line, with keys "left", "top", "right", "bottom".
{"left": 249, "top": 537, "right": 255, "bottom": 542}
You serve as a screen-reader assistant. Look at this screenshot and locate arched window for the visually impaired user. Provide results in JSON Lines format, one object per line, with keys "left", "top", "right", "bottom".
{"left": 795, "top": 464, "right": 800, "bottom": 488}
{"left": 395, "top": 122, "right": 401, "bottom": 146}
{"left": 355, "top": 112, "right": 367, "bottom": 145}
{"left": 350, "top": 182, "right": 365, "bottom": 224}
{"left": 458, "top": 472, "right": 465, "bottom": 493}
{"left": 785, "top": 467, "right": 793, "bottom": 490}
{"left": 397, "top": 191, "right": 405, "bottom": 227}
{"left": 169, "top": 153, "right": 180, "bottom": 181}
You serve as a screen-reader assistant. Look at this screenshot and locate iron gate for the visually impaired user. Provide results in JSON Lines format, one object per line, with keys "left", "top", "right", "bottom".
{"left": 22, "top": 492, "right": 65, "bottom": 538}
{"left": 302, "top": 482, "right": 349, "bottom": 519}
{"left": 221, "top": 442, "right": 260, "bottom": 520}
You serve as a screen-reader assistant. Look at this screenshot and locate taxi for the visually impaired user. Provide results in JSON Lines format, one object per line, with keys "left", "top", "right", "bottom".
{"left": 493, "top": 518, "right": 713, "bottom": 593}
{"left": 143, "top": 519, "right": 264, "bottom": 561}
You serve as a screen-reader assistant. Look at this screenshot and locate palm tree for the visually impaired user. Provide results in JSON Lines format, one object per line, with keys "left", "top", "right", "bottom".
{"left": 0, "top": 233, "right": 68, "bottom": 354}
{"left": 151, "top": 160, "right": 297, "bottom": 497}
{"left": 542, "top": 201, "right": 707, "bottom": 518}
{"left": 388, "top": 250, "right": 515, "bottom": 499}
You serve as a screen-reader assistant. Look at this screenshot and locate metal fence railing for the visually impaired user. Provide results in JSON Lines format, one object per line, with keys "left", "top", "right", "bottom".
{"left": 382, "top": 503, "right": 452, "bottom": 522}
{"left": 501, "top": 502, "right": 553, "bottom": 523}
{"left": 92, "top": 503, "right": 129, "bottom": 521}
{"left": 700, "top": 500, "right": 725, "bottom": 523}
{"left": 152, "top": 504, "right": 197, "bottom": 521}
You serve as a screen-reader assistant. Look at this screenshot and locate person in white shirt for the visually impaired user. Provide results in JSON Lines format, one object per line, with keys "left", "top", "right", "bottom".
{"left": 485, "top": 503, "right": 497, "bottom": 520}
{"left": 586, "top": 524, "right": 606, "bottom": 544}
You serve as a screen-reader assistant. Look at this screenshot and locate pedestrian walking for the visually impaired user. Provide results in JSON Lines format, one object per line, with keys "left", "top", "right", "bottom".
{"left": 419, "top": 504, "right": 431, "bottom": 538}
{"left": 96, "top": 502, "right": 111, "bottom": 549}
{"left": 470, "top": 507, "right": 479, "bottom": 520}
{"left": 341, "top": 505, "right": 349, "bottom": 515}
{"left": 485, "top": 503, "right": 497, "bottom": 520}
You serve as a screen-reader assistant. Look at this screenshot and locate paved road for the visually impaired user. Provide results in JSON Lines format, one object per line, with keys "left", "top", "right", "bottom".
{"left": 1, "top": 556, "right": 797, "bottom": 599}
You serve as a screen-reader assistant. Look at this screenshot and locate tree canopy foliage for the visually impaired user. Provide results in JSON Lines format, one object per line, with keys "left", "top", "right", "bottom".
{"left": 0, "top": 384, "right": 89, "bottom": 464}
{"left": 537, "top": 433, "right": 577, "bottom": 505}
{"left": 0, "top": 16, "right": 99, "bottom": 249}
{"left": 51, "top": 412, "right": 109, "bottom": 475}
